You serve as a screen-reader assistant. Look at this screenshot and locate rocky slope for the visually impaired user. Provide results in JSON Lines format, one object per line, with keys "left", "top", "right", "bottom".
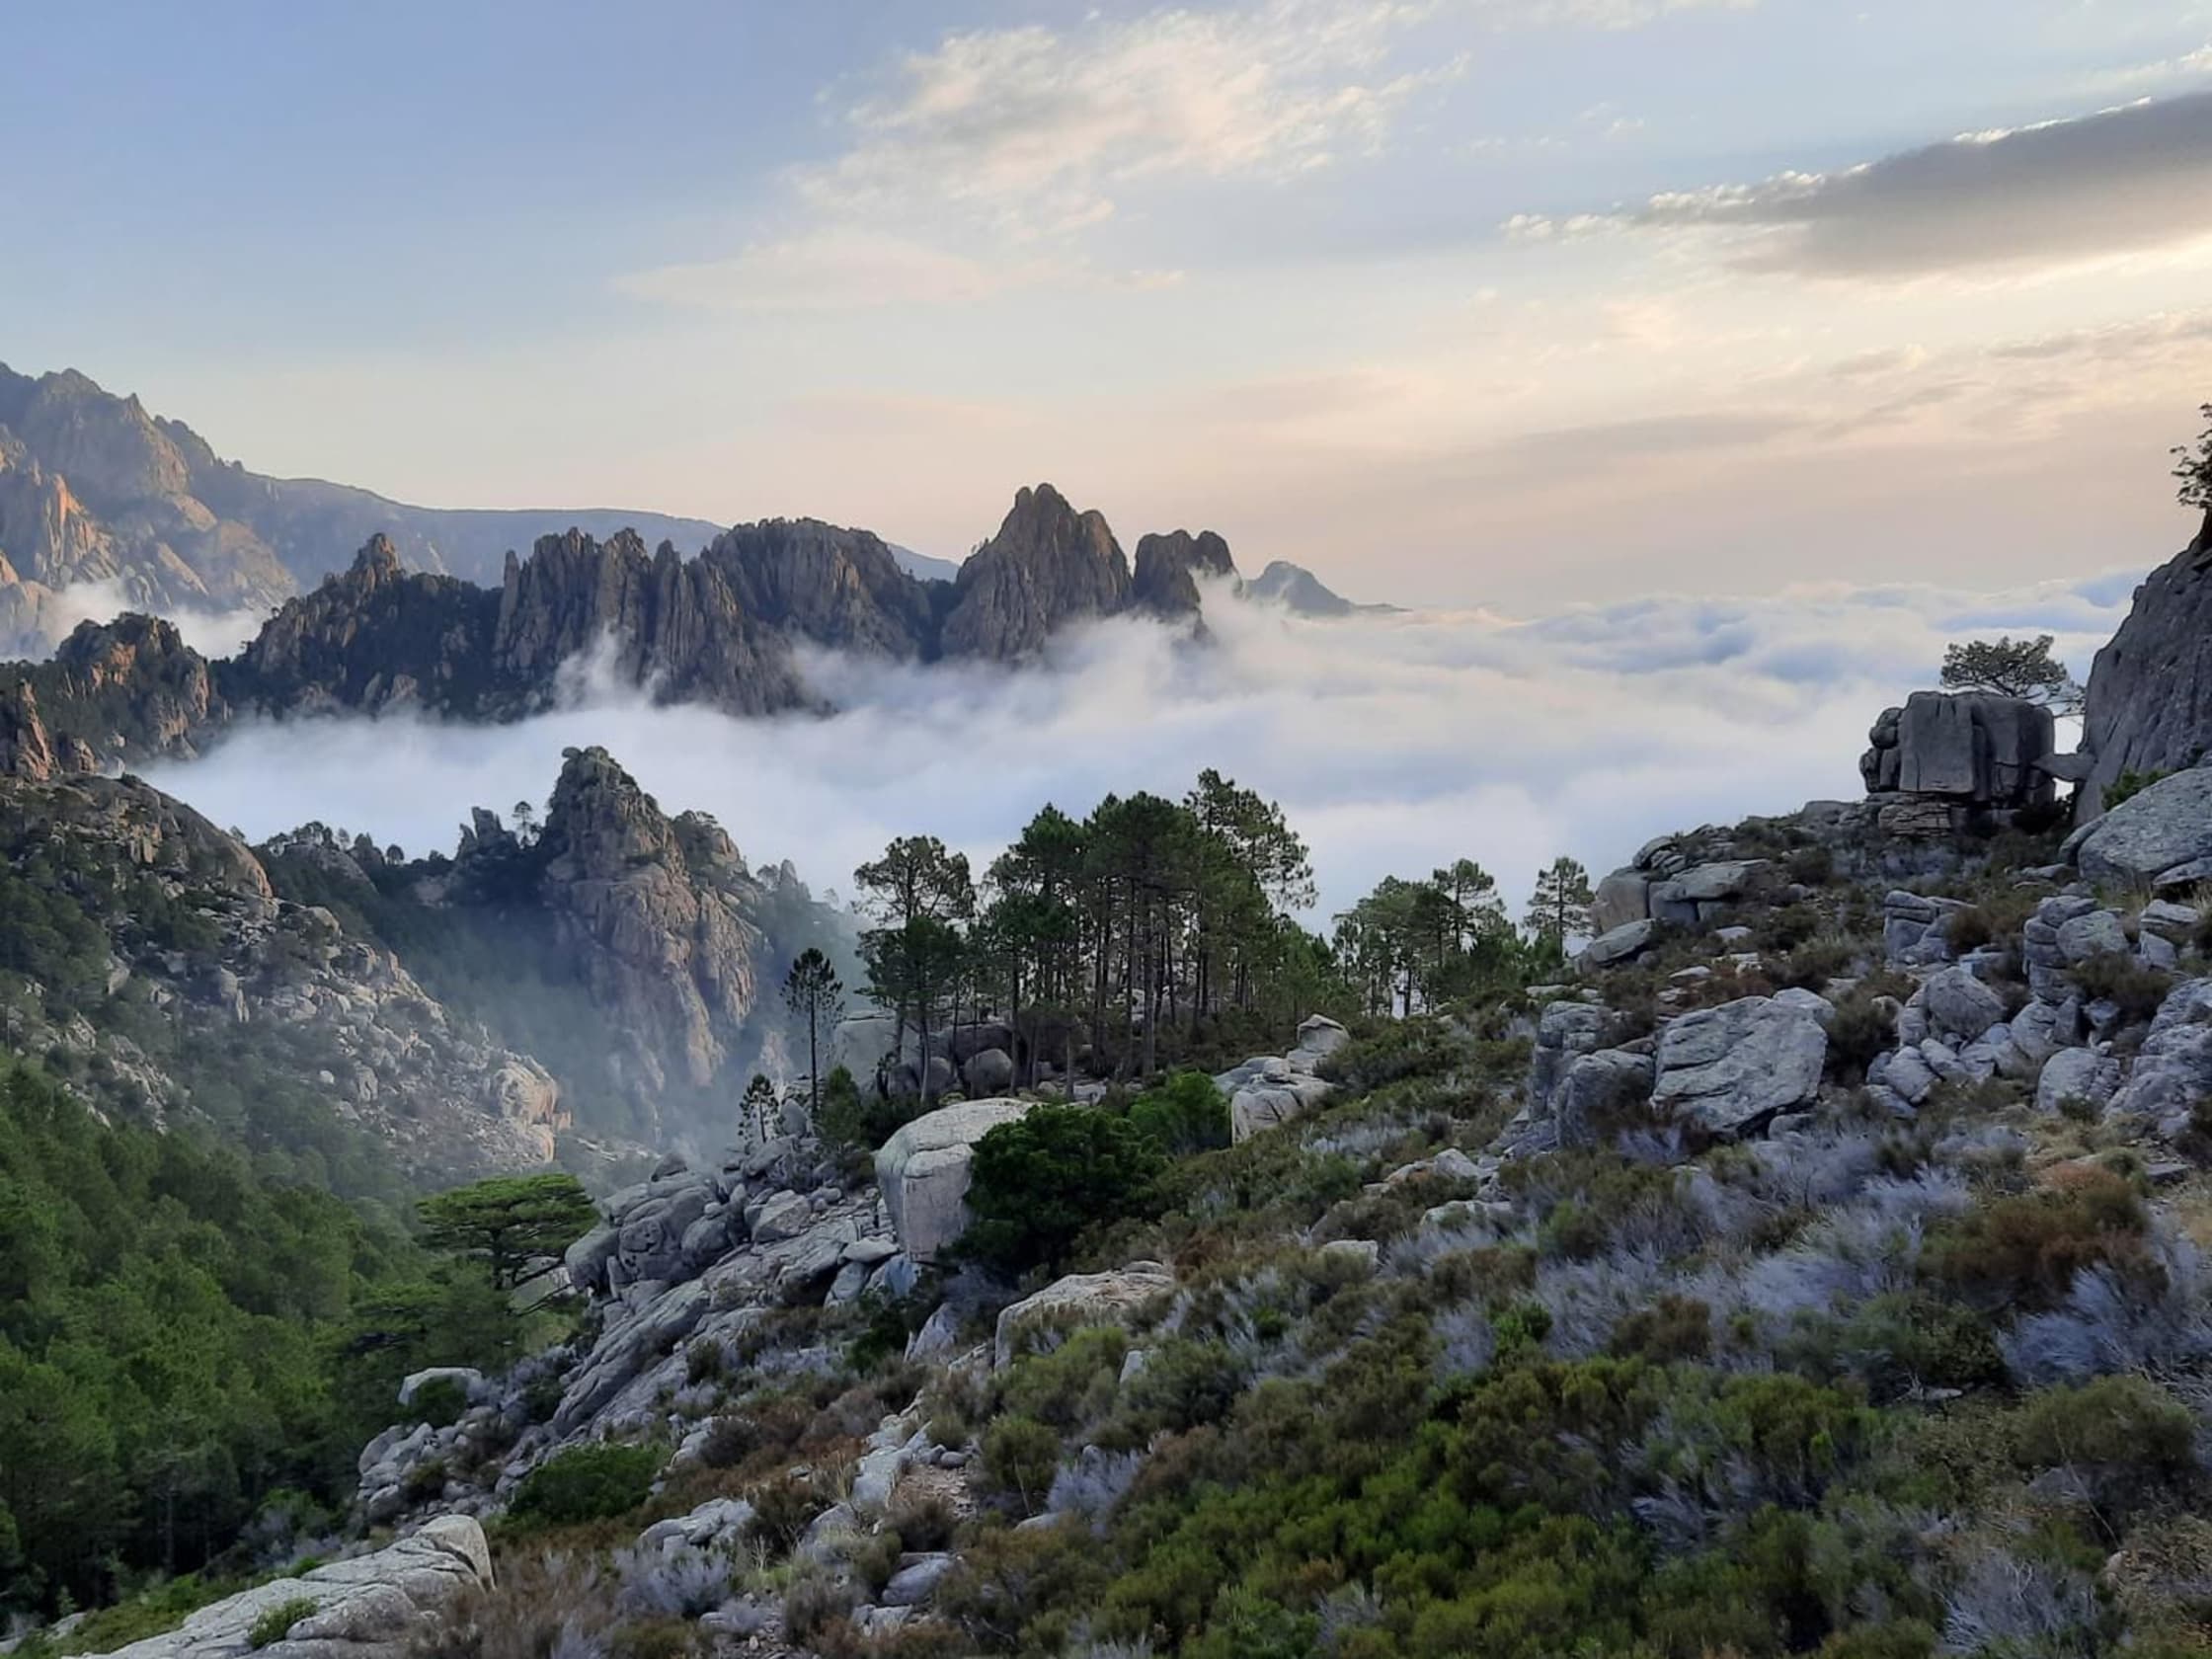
{"left": 314, "top": 738, "right": 2212, "bottom": 1656}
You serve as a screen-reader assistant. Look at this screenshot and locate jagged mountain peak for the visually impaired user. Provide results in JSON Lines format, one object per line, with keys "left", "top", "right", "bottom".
{"left": 941, "top": 482, "right": 1133, "bottom": 658}
{"left": 352, "top": 531, "right": 405, "bottom": 582}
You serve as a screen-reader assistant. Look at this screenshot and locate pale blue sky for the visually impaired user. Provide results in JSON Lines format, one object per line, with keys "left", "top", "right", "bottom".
{"left": 6, "top": 0, "right": 2212, "bottom": 603}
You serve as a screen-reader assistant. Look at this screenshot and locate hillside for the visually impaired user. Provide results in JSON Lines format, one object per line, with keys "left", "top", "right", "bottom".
{"left": 122, "top": 697, "right": 2212, "bottom": 1659}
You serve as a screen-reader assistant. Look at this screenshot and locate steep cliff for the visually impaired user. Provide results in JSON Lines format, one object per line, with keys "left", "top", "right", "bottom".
{"left": 228, "top": 533, "right": 503, "bottom": 715}
{"left": 709, "top": 516, "right": 948, "bottom": 656}
{"left": 2079, "top": 514, "right": 2212, "bottom": 816}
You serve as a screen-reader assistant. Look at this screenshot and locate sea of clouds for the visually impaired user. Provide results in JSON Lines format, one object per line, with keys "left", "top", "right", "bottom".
{"left": 138, "top": 572, "right": 2137, "bottom": 924}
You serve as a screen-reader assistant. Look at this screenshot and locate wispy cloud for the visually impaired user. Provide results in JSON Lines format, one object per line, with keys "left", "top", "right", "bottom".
{"left": 617, "top": 0, "right": 1756, "bottom": 313}
{"left": 1507, "top": 91, "right": 2212, "bottom": 280}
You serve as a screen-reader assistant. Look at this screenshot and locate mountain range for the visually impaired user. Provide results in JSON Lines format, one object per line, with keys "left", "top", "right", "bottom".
{"left": 0, "top": 360, "right": 1380, "bottom": 663}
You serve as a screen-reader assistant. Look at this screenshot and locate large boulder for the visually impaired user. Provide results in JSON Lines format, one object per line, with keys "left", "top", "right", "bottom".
{"left": 1861, "top": 690, "right": 2056, "bottom": 807}
{"left": 2067, "top": 767, "right": 2212, "bottom": 887}
{"left": 1578, "top": 918, "right": 1657, "bottom": 970}
{"left": 1590, "top": 869, "right": 1651, "bottom": 933}
{"left": 1652, "top": 995, "right": 1826, "bottom": 1139}
{"left": 963, "top": 1047, "right": 1016, "bottom": 1095}
{"left": 1920, "top": 966, "right": 2008, "bottom": 1046}
{"left": 876, "top": 1098, "right": 1032, "bottom": 1263}
{"left": 104, "top": 1516, "right": 491, "bottom": 1659}
{"left": 1294, "top": 1014, "right": 1350, "bottom": 1064}
{"left": 993, "top": 1261, "right": 1176, "bottom": 1367}
{"left": 1648, "top": 860, "right": 1776, "bottom": 926}
{"left": 2103, "top": 979, "right": 2212, "bottom": 1141}
{"left": 1552, "top": 1048, "right": 1656, "bottom": 1145}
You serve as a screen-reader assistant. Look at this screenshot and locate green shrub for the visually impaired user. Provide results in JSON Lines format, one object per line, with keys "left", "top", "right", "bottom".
{"left": 247, "top": 1597, "right": 319, "bottom": 1649}
{"left": 1320, "top": 1017, "right": 1463, "bottom": 1092}
{"left": 962, "top": 1104, "right": 1165, "bottom": 1276}
{"left": 408, "top": 1375, "right": 470, "bottom": 1429}
{"left": 1923, "top": 1167, "right": 2148, "bottom": 1312}
{"left": 505, "top": 1441, "right": 663, "bottom": 1528}
{"left": 980, "top": 1414, "right": 1062, "bottom": 1514}
{"left": 2014, "top": 1374, "right": 2196, "bottom": 1480}
{"left": 1001, "top": 1324, "right": 1131, "bottom": 1430}
{"left": 1128, "top": 1071, "right": 1231, "bottom": 1157}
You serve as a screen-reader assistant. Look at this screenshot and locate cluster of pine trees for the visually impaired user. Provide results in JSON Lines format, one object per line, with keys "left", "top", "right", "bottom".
{"left": 839, "top": 770, "right": 1597, "bottom": 1086}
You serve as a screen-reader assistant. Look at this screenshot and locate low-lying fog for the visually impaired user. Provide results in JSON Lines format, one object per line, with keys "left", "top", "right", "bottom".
{"left": 142, "top": 573, "right": 2134, "bottom": 921}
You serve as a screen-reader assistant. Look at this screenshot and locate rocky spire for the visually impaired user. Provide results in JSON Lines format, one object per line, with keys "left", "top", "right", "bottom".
{"left": 535, "top": 747, "right": 770, "bottom": 1132}
{"left": 1131, "top": 528, "right": 1237, "bottom": 616}
{"left": 940, "top": 483, "right": 1132, "bottom": 659}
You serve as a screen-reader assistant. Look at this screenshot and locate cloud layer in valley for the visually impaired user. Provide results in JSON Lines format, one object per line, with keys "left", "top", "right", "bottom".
{"left": 143, "top": 575, "right": 2133, "bottom": 930}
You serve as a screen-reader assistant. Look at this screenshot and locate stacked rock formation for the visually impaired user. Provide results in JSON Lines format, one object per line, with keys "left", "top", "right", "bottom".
{"left": 1858, "top": 690, "right": 2058, "bottom": 834}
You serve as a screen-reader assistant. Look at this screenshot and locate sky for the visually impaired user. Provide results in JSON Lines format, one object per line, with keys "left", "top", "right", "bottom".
{"left": 5, "top": 1, "right": 2212, "bottom": 607}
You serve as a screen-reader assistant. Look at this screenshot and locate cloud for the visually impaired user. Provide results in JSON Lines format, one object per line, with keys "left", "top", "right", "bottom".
{"left": 615, "top": 228, "right": 1062, "bottom": 312}
{"left": 30, "top": 579, "right": 269, "bottom": 659}
{"left": 2091, "top": 43, "right": 2212, "bottom": 93}
{"left": 1510, "top": 92, "right": 2212, "bottom": 279}
{"left": 614, "top": 0, "right": 1751, "bottom": 312}
{"left": 142, "top": 569, "right": 2130, "bottom": 934}
{"left": 802, "top": 2, "right": 1463, "bottom": 233}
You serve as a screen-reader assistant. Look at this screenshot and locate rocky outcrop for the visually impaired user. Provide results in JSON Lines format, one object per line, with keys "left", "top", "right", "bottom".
{"left": 531, "top": 747, "right": 775, "bottom": 1124}
{"left": 1584, "top": 836, "right": 1777, "bottom": 935}
{"left": 1131, "top": 529, "right": 1236, "bottom": 617}
{"left": 228, "top": 537, "right": 500, "bottom": 716}
{"left": 0, "top": 612, "right": 228, "bottom": 771}
{"left": 940, "top": 485, "right": 1131, "bottom": 660}
{"left": 2065, "top": 767, "right": 2212, "bottom": 888}
{"left": 2103, "top": 979, "right": 2212, "bottom": 1143}
{"left": 877, "top": 1098, "right": 1032, "bottom": 1262}
{"left": 102, "top": 1517, "right": 492, "bottom": 1659}
{"left": 1219, "top": 1015, "right": 1348, "bottom": 1142}
{"left": 994, "top": 1262, "right": 1176, "bottom": 1367}
{"left": 0, "top": 367, "right": 294, "bottom": 655}
{"left": 712, "top": 517, "right": 945, "bottom": 656}
{"left": 1651, "top": 995, "right": 1826, "bottom": 1139}
{"left": 0, "top": 679, "right": 60, "bottom": 779}
{"left": 1859, "top": 691, "right": 2057, "bottom": 832}
{"left": 0, "top": 359, "right": 742, "bottom": 655}
{"left": 2078, "top": 523, "right": 2212, "bottom": 817}
{"left": 1241, "top": 559, "right": 1392, "bottom": 617}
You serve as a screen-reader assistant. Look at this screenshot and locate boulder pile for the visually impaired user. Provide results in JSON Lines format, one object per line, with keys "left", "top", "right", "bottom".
{"left": 1217, "top": 1015, "right": 1349, "bottom": 1142}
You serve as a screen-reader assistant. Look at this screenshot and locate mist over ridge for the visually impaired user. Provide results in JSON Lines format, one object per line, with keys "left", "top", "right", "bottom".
{"left": 141, "top": 568, "right": 2132, "bottom": 923}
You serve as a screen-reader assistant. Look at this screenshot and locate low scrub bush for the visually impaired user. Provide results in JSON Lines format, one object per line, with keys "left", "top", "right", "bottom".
{"left": 506, "top": 1441, "right": 664, "bottom": 1529}
{"left": 247, "top": 1598, "right": 319, "bottom": 1650}
{"left": 2069, "top": 952, "right": 2173, "bottom": 1024}
{"left": 1922, "top": 1167, "right": 2149, "bottom": 1313}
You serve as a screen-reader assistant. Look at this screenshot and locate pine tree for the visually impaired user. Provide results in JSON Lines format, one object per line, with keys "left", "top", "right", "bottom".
{"left": 1525, "top": 857, "right": 1595, "bottom": 948}
{"left": 782, "top": 948, "right": 846, "bottom": 1127}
